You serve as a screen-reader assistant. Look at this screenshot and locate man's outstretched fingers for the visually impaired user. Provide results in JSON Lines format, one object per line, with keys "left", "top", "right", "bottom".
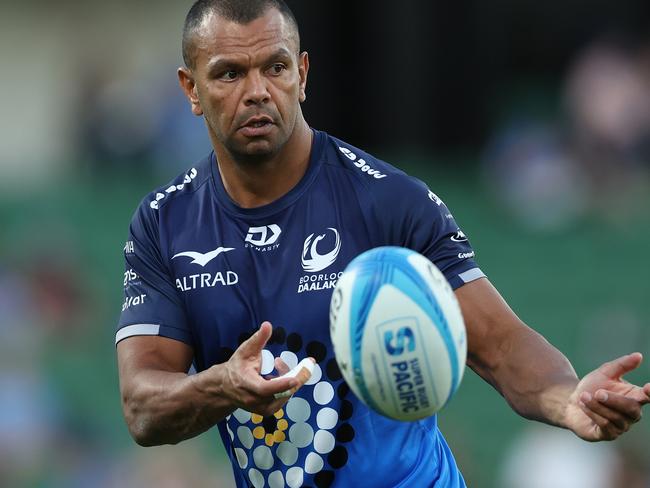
{"left": 238, "top": 321, "right": 273, "bottom": 358}
{"left": 596, "top": 390, "right": 643, "bottom": 422}
{"left": 578, "top": 401, "right": 622, "bottom": 440}
{"left": 583, "top": 392, "right": 636, "bottom": 430}
{"left": 643, "top": 383, "right": 650, "bottom": 402}
{"left": 599, "top": 353, "right": 643, "bottom": 379}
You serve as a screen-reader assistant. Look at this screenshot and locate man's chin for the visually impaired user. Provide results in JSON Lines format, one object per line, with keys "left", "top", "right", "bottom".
{"left": 228, "top": 140, "right": 279, "bottom": 164}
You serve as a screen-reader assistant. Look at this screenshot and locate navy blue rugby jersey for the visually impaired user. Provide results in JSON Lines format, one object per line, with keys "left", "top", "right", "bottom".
{"left": 117, "top": 129, "right": 485, "bottom": 488}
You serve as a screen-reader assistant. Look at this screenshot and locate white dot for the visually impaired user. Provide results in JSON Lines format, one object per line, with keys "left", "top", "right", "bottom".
{"left": 305, "top": 363, "right": 322, "bottom": 385}
{"left": 286, "top": 397, "right": 311, "bottom": 422}
{"left": 233, "top": 408, "right": 252, "bottom": 424}
{"left": 237, "top": 426, "right": 254, "bottom": 449}
{"left": 261, "top": 349, "right": 275, "bottom": 375}
{"left": 305, "top": 452, "right": 324, "bottom": 474}
{"left": 313, "top": 382, "right": 334, "bottom": 405}
{"left": 248, "top": 468, "right": 264, "bottom": 488}
{"left": 276, "top": 441, "right": 299, "bottom": 466}
{"left": 286, "top": 467, "right": 304, "bottom": 488}
{"left": 226, "top": 414, "right": 232, "bottom": 421}
{"left": 268, "top": 470, "right": 284, "bottom": 488}
{"left": 289, "top": 422, "right": 314, "bottom": 448}
{"left": 314, "top": 430, "right": 335, "bottom": 454}
{"left": 253, "top": 445, "right": 274, "bottom": 470}
{"left": 280, "top": 351, "right": 298, "bottom": 369}
{"left": 226, "top": 423, "right": 234, "bottom": 441}
{"left": 316, "top": 408, "right": 338, "bottom": 430}
{"left": 234, "top": 448, "right": 248, "bottom": 469}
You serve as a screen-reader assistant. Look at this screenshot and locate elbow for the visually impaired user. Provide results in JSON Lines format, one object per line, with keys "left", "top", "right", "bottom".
{"left": 122, "top": 394, "right": 172, "bottom": 447}
{"left": 127, "top": 420, "right": 160, "bottom": 447}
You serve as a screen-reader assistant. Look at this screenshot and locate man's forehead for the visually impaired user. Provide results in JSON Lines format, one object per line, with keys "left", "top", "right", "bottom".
{"left": 194, "top": 9, "right": 298, "bottom": 57}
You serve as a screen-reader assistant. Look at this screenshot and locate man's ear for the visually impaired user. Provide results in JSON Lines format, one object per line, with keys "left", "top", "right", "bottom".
{"left": 298, "top": 51, "right": 309, "bottom": 103}
{"left": 178, "top": 67, "right": 203, "bottom": 116}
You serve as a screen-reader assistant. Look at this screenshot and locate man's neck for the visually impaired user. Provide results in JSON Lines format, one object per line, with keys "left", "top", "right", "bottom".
{"left": 213, "top": 120, "right": 313, "bottom": 209}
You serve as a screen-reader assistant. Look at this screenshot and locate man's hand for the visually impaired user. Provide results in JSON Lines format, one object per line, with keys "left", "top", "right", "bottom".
{"left": 221, "top": 321, "right": 313, "bottom": 417}
{"left": 565, "top": 352, "right": 650, "bottom": 441}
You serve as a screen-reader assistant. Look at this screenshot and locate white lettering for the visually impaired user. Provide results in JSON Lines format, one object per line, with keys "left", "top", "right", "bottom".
{"left": 339, "top": 147, "right": 357, "bottom": 161}
{"left": 122, "top": 294, "right": 146, "bottom": 312}
{"left": 458, "top": 252, "right": 475, "bottom": 259}
{"left": 175, "top": 271, "right": 239, "bottom": 292}
{"left": 149, "top": 168, "right": 198, "bottom": 210}
{"left": 123, "top": 269, "right": 138, "bottom": 287}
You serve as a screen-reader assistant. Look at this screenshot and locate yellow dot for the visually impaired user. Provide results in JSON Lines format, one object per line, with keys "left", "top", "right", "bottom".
{"left": 277, "top": 419, "right": 288, "bottom": 431}
{"left": 273, "top": 430, "right": 286, "bottom": 443}
{"left": 265, "top": 433, "right": 274, "bottom": 446}
{"left": 251, "top": 414, "right": 263, "bottom": 424}
{"left": 274, "top": 409, "right": 284, "bottom": 419}
{"left": 253, "top": 427, "right": 265, "bottom": 440}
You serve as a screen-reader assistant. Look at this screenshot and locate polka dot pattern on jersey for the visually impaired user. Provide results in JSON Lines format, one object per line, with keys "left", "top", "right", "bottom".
{"left": 223, "top": 327, "right": 355, "bottom": 488}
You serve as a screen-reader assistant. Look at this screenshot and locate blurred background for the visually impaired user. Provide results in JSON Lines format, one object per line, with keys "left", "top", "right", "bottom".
{"left": 1, "top": 0, "right": 649, "bottom": 486}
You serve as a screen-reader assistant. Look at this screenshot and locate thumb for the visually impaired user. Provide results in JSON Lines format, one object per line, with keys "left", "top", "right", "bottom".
{"left": 599, "top": 352, "right": 643, "bottom": 379}
{"left": 239, "top": 321, "right": 273, "bottom": 358}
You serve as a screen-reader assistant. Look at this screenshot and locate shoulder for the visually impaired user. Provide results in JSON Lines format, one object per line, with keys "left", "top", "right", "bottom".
{"left": 318, "top": 131, "right": 436, "bottom": 207}
{"left": 146, "top": 154, "right": 213, "bottom": 211}
{"left": 129, "top": 153, "right": 213, "bottom": 234}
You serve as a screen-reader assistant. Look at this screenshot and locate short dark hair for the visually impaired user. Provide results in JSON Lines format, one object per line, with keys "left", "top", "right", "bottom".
{"left": 182, "top": 0, "right": 300, "bottom": 69}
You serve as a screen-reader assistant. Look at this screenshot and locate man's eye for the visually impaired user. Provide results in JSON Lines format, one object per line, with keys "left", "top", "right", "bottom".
{"left": 219, "top": 70, "right": 239, "bottom": 81}
{"left": 268, "top": 63, "right": 286, "bottom": 75}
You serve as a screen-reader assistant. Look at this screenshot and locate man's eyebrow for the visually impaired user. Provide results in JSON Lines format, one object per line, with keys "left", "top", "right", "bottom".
{"left": 206, "top": 47, "right": 295, "bottom": 72}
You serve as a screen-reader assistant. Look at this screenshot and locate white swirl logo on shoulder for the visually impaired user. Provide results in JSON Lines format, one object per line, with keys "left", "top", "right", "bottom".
{"left": 301, "top": 228, "right": 341, "bottom": 273}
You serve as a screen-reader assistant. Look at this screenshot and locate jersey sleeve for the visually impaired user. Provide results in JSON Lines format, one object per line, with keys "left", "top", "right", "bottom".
{"left": 381, "top": 176, "right": 485, "bottom": 290}
{"left": 116, "top": 201, "right": 193, "bottom": 346}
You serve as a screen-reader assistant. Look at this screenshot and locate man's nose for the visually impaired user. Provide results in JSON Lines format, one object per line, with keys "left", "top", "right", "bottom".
{"left": 243, "top": 70, "right": 270, "bottom": 106}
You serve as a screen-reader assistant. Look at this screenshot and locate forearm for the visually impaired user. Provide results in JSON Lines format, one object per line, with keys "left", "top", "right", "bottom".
{"left": 122, "top": 365, "right": 234, "bottom": 446}
{"left": 470, "top": 323, "right": 578, "bottom": 427}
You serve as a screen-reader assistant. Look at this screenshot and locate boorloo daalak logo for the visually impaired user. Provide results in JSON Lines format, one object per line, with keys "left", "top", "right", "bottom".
{"left": 301, "top": 228, "right": 341, "bottom": 273}
{"left": 224, "top": 330, "right": 355, "bottom": 488}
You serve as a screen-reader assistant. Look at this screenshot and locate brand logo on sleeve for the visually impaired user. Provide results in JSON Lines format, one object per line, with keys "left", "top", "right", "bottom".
{"left": 124, "top": 241, "right": 135, "bottom": 254}
{"left": 150, "top": 168, "right": 198, "bottom": 209}
{"left": 123, "top": 269, "right": 138, "bottom": 287}
{"left": 122, "top": 294, "right": 146, "bottom": 311}
{"left": 172, "top": 247, "right": 235, "bottom": 267}
{"left": 338, "top": 147, "right": 387, "bottom": 179}
{"left": 245, "top": 224, "right": 282, "bottom": 251}
{"left": 428, "top": 190, "right": 442, "bottom": 206}
{"left": 450, "top": 230, "right": 468, "bottom": 243}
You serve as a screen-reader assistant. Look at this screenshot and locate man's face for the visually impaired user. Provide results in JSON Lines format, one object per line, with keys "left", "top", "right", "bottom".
{"left": 180, "top": 9, "right": 308, "bottom": 162}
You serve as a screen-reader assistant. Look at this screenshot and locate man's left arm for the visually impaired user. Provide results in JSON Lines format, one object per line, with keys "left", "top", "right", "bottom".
{"left": 456, "top": 277, "right": 650, "bottom": 441}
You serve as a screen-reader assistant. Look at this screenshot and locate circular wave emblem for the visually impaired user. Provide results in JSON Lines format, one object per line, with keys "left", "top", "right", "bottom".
{"left": 301, "top": 228, "right": 341, "bottom": 273}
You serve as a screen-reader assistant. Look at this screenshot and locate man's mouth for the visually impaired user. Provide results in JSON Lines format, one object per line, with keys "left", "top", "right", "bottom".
{"left": 239, "top": 116, "right": 275, "bottom": 137}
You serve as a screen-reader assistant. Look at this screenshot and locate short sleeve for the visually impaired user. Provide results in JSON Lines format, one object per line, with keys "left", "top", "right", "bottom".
{"left": 383, "top": 176, "right": 485, "bottom": 290}
{"left": 116, "top": 202, "right": 193, "bottom": 346}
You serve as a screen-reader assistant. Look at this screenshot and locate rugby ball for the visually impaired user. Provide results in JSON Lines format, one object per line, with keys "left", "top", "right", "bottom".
{"left": 329, "top": 247, "right": 467, "bottom": 421}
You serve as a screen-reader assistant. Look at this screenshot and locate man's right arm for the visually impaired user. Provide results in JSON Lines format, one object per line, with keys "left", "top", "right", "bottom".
{"left": 117, "top": 321, "right": 308, "bottom": 446}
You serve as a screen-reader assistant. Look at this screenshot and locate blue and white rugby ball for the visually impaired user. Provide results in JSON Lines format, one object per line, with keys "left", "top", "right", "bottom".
{"left": 329, "top": 247, "right": 467, "bottom": 421}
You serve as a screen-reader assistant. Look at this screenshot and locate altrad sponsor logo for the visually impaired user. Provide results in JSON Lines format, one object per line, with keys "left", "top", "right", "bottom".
{"left": 175, "top": 272, "right": 239, "bottom": 292}
{"left": 172, "top": 245, "right": 238, "bottom": 292}
{"left": 172, "top": 247, "right": 235, "bottom": 267}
